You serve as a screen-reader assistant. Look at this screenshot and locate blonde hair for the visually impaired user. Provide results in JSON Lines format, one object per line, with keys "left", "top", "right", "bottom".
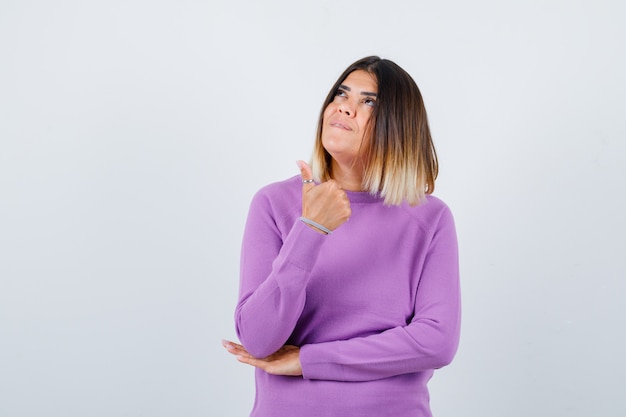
{"left": 311, "top": 56, "right": 438, "bottom": 206}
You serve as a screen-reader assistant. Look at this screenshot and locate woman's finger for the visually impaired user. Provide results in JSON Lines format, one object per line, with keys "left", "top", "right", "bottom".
{"left": 222, "top": 340, "right": 253, "bottom": 358}
{"left": 297, "top": 160, "right": 315, "bottom": 192}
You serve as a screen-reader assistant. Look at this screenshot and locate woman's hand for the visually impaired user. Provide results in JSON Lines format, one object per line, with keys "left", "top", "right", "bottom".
{"left": 298, "top": 160, "right": 351, "bottom": 233}
{"left": 222, "top": 340, "right": 303, "bottom": 376}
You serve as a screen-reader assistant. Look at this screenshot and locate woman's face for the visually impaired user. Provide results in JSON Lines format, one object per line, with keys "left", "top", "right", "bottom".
{"left": 321, "top": 70, "right": 378, "bottom": 166}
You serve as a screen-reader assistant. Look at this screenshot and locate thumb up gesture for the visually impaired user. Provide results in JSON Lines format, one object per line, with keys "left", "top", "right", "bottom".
{"left": 297, "top": 160, "right": 351, "bottom": 233}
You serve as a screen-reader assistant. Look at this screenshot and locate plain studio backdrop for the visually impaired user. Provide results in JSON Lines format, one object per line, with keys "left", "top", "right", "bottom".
{"left": 1, "top": 1, "right": 624, "bottom": 416}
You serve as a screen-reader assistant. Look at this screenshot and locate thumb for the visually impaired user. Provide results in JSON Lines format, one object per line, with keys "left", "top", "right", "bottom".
{"left": 296, "top": 160, "right": 315, "bottom": 190}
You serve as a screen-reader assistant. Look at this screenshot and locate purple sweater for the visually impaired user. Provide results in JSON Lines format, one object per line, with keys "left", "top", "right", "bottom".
{"left": 235, "top": 176, "right": 461, "bottom": 417}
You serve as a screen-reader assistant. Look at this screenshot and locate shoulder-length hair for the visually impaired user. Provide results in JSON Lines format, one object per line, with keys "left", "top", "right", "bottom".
{"left": 311, "top": 56, "right": 438, "bottom": 206}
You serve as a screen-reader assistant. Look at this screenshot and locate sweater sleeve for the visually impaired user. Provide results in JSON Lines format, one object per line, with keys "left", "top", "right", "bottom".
{"left": 299, "top": 207, "right": 461, "bottom": 382}
{"left": 235, "top": 190, "right": 327, "bottom": 359}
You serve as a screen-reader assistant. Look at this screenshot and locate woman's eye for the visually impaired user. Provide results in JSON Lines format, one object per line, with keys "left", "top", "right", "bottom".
{"left": 335, "top": 89, "right": 347, "bottom": 98}
{"left": 364, "top": 98, "right": 377, "bottom": 107}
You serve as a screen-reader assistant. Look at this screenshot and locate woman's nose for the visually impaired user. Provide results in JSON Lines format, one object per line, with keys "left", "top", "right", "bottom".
{"left": 338, "top": 102, "right": 355, "bottom": 117}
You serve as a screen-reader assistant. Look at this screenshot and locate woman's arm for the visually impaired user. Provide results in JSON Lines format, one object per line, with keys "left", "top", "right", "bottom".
{"left": 235, "top": 162, "right": 351, "bottom": 359}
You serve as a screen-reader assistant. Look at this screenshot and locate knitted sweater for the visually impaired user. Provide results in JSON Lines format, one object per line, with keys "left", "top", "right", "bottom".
{"left": 235, "top": 175, "right": 461, "bottom": 417}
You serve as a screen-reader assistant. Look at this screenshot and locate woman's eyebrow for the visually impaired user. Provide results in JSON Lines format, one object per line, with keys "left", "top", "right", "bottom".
{"left": 339, "top": 84, "right": 378, "bottom": 97}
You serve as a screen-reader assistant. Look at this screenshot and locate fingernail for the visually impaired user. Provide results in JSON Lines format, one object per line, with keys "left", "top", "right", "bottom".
{"left": 296, "top": 160, "right": 303, "bottom": 170}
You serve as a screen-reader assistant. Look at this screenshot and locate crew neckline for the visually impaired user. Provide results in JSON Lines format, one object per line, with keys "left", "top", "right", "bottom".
{"left": 344, "top": 189, "right": 382, "bottom": 204}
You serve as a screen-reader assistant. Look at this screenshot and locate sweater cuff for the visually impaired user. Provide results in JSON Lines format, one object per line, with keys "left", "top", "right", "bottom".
{"left": 300, "top": 343, "right": 343, "bottom": 381}
{"left": 277, "top": 219, "right": 328, "bottom": 273}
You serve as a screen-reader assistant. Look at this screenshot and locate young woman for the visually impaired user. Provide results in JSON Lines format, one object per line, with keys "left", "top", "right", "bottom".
{"left": 224, "top": 56, "right": 461, "bottom": 417}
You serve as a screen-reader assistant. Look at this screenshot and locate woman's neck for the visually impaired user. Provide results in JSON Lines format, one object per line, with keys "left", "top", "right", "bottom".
{"left": 330, "top": 159, "right": 365, "bottom": 191}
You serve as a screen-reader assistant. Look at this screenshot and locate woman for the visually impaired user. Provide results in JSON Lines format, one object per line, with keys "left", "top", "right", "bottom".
{"left": 223, "top": 56, "right": 461, "bottom": 417}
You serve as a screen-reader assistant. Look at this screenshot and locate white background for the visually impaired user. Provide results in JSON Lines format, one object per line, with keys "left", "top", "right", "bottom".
{"left": 1, "top": 1, "right": 625, "bottom": 416}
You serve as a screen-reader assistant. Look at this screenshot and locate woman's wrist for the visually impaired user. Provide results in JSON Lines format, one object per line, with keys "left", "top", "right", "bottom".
{"left": 299, "top": 217, "right": 332, "bottom": 235}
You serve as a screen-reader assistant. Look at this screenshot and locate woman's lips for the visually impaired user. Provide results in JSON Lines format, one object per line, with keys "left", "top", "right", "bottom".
{"left": 329, "top": 120, "right": 351, "bottom": 131}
